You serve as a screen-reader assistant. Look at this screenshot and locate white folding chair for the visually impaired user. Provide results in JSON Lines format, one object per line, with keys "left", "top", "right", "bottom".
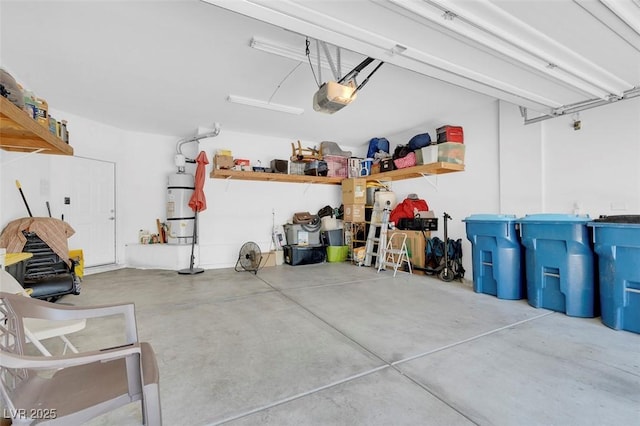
{"left": 0, "top": 269, "right": 85, "bottom": 356}
{"left": 0, "top": 291, "right": 162, "bottom": 425}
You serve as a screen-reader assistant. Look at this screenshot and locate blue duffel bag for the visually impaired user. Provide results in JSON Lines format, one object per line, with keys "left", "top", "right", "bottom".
{"left": 408, "top": 133, "right": 432, "bottom": 151}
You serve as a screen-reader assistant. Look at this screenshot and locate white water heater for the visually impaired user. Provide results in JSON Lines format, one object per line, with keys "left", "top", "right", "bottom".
{"left": 166, "top": 173, "right": 195, "bottom": 245}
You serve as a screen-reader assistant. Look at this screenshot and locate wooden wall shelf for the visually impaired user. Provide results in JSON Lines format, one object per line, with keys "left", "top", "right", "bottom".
{"left": 0, "top": 96, "right": 73, "bottom": 155}
{"left": 210, "top": 162, "right": 464, "bottom": 185}
{"left": 369, "top": 162, "right": 464, "bottom": 181}
{"left": 210, "top": 168, "right": 344, "bottom": 184}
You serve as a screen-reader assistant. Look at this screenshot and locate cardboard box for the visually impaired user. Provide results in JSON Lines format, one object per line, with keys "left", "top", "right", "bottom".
{"left": 415, "top": 145, "right": 438, "bottom": 165}
{"left": 342, "top": 178, "right": 367, "bottom": 205}
{"left": 387, "top": 230, "right": 430, "bottom": 273}
{"left": 214, "top": 154, "right": 234, "bottom": 169}
{"left": 344, "top": 204, "right": 366, "bottom": 223}
{"left": 259, "top": 251, "right": 277, "bottom": 267}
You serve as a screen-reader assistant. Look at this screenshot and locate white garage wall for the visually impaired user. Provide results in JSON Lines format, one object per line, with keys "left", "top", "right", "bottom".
{"left": 541, "top": 97, "right": 640, "bottom": 217}
{"left": 194, "top": 132, "right": 351, "bottom": 268}
{"left": 499, "top": 97, "right": 640, "bottom": 219}
{"left": 0, "top": 112, "right": 354, "bottom": 269}
{"left": 2, "top": 96, "right": 638, "bottom": 274}
{"left": 498, "top": 101, "right": 544, "bottom": 216}
{"left": 387, "top": 100, "right": 502, "bottom": 275}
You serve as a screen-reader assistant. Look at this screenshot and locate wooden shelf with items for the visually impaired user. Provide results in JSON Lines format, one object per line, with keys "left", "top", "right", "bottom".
{"left": 0, "top": 96, "right": 73, "bottom": 155}
{"left": 366, "top": 162, "right": 464, "bottom": 182}
{"left": 210, "top": 162, "right": 463, "bottom": 185}
{"left": 210, "top": 168, "right": 343, "bottom": 185}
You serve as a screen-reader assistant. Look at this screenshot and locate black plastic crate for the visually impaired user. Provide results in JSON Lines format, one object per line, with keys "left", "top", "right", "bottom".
{"left": 283, "top": 244, "right": 326, "bottom": 266}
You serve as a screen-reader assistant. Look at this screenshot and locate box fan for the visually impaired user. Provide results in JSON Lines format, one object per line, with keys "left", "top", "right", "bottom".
{"left": 235, "top": 242, "right": 262, "bottom": 274}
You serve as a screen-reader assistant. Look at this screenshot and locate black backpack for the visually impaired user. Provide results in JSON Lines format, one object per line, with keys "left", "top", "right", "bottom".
{"left": 317, "top": 205, "right": 334, "bottom": 218}
{"left": 392, "top": 144, "right": 412, "bottom": 160}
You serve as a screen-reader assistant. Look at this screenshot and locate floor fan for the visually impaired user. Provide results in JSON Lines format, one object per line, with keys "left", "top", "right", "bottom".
{"left": 235, "top": 242, "right": 262, "bottom": 274}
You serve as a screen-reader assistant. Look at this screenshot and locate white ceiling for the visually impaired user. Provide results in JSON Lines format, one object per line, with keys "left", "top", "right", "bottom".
{"left": 1, "top": 0, "right": 638, "bottom": 145}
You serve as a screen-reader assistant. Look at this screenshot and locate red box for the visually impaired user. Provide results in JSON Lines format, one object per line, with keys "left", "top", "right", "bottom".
{"left": 234, "top": 159, "right": 250, "bottom": 166}
{"left": 437, "top": 125, "right": 464, "bottom": 143}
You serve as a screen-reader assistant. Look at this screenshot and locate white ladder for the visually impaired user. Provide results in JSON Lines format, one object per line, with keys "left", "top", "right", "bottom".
{"left": 377, "top": 232, "right": 412, "bottom": 277}
{"left": 363, "top": 202, "right": 391, "bottom": 267}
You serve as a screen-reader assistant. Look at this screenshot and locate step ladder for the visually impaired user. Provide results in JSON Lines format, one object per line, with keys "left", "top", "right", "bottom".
{"left": 377, "top": 232, "right": 412, "bottom": 277}
{"left": 363, "top": 202, "right": 391, "bottom": 267}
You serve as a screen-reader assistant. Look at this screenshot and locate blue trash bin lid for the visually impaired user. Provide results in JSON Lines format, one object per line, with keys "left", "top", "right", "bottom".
{"left": 463, "top": 214, "right": 517, "bottom": 223}
{"left": 589, "top": 215, "right": 640, "bottom": 228}
{"left": 517, "top": 213, "right": 591, "bottom": 224}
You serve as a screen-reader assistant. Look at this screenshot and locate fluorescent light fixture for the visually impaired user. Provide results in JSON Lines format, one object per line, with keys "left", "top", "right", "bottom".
{"left": 227, "top": 95, "right": 304, "bottom": 115}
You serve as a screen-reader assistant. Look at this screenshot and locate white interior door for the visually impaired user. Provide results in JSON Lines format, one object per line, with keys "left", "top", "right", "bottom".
{"left": 55, "top": 157, "right": 116, "bottom": 267}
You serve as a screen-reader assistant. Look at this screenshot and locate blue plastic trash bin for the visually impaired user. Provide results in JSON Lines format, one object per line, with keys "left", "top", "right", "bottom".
{"left": 463, "top": 214, "right": 524, "bottom": 300}
{"left": 517, "top": 214, "right": 595, "bottom": 317}
{"left": 589, "top": 215, "right": 640, "bottom": 333}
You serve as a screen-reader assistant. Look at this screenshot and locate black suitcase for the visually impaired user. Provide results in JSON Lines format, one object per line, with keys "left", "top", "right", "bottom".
{"left": 397, "top": 218, "right": 438, "bottom": 231}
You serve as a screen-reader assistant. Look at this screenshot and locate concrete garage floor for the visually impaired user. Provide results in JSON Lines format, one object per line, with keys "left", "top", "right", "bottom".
{"left": 56, "top": 263, "right": 639, "bottom": 425}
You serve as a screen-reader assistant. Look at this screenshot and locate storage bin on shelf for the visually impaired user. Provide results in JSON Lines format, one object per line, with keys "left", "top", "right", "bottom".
{"left": 289, "top": 161, "right": 306, "bottom": 175}
{"left": 324, "top": 155, "right": 349, "bottom": 177}
{"left": 517, "top": 214, "right": 595, "bottom": 317}
{"left": 438, "top": 142, "right": 465, "bottom": 165}
{"left": 588, "top": 215, "right": 640, "bottom": 333}
{"left": 437, "top": 125, "right": 464, "bottom": 143}
{"left": 463, "top": 214, "right": 524, "bottom": 300}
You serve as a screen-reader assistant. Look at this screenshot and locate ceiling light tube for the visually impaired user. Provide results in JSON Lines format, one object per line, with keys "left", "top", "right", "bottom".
{"left": 227, "top": 95, "right": 304, "bottom": 115}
